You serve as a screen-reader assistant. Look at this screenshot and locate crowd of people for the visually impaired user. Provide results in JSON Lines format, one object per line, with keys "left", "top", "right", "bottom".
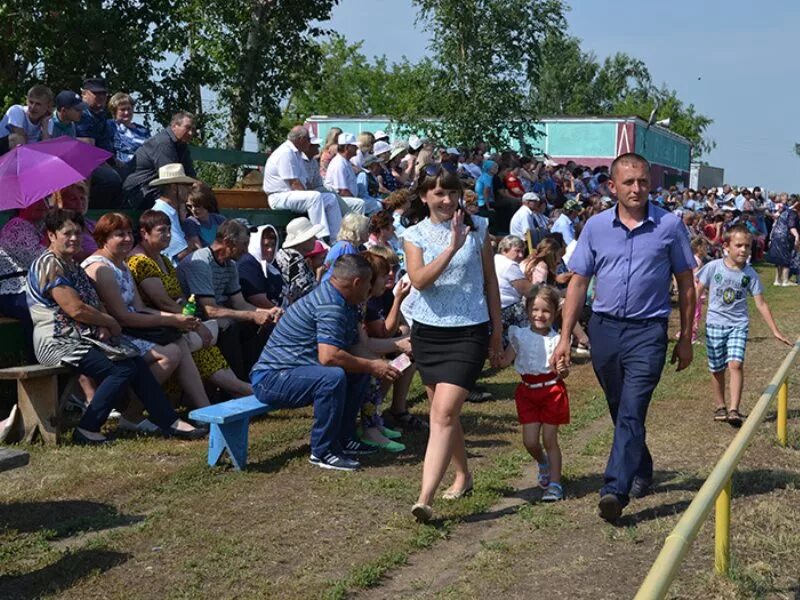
{"left": 2, "top": 79, "right": 797, "bottom": 523}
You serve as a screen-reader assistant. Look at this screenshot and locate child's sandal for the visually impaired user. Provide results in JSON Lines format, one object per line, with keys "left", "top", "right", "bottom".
{"left": 713, "top": 407, "right": 728, "bottom": 422}
{"left": 537, "top": 461, "right": 550, "bottom": 489}
{"left": 542, "top": 482, "right": 563, "bottom": 502}
{"left": 727, "top": 409, "right": 744, "bottom": 428}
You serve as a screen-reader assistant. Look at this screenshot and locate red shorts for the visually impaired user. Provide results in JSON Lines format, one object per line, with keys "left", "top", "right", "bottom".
{"left": 514, "top": 373, "right": 570, "bottom": 426}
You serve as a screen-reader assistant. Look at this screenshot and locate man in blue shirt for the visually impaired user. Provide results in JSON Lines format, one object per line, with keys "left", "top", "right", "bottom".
{"left": 553, "top": 153, "right": 696, "bottom": 522}
{"left": 550, "top": 199, "right": 580, "bottom": 246}
{"left": 76, "top": 78, "right": 123, "bottom": 208}
{"left": 251, "top": 254, "right": 400, "bottom": 471}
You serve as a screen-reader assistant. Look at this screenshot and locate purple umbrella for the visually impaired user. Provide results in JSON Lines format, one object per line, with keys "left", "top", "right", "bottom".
{"left": 0, "top": 138, "right": 113, "bottom": 209}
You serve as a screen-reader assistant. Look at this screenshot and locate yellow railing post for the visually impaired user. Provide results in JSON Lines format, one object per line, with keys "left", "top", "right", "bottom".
{"left": 777, "top": 380, "right": 788, "bottom": 447}
{"left": 714, "top": 478, "right": 732, "bottom": 575}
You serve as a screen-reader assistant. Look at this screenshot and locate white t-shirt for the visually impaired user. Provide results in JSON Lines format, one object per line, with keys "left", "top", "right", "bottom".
{"left": 325, "top": 153, "right": 358, "bottom": 196}
{"left": 509, "top": 205, "right": 535, "bottom": 239}
{"left": 262, "top": 140, "right": 307, "bottom": 194}
{"left": 0, "top": 105, "right": 42, "bottom": 141}
{"left": 494, "top": 253, "right": 526, "bottom": 308}
{"left": 508, "top": 326, "right": 560, "bottom": 375}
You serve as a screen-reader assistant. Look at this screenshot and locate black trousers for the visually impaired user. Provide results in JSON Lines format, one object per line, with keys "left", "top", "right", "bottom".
{"left": 217, "top": 321, "right": 269, "bottom": 381}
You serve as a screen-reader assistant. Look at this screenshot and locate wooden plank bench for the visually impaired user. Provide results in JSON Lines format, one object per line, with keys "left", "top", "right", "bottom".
{"left": 0, "top": 447, "right": 30, "bottom": 472}
{"left": 188, "top": 395, "right": 273, "bottom": 470}
{"left": 0, "top": 364, "right": 77, "bottom": 445}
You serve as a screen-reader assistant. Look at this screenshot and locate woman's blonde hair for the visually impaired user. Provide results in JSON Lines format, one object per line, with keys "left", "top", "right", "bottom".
{"left": 367, "top": 244, "right": 400, "bottom": 266}
{"left": 337, "top": 213, "right": 370, "bottom": 245}
{"left": 108, "top": 92, "right": 134, "bottom": 118}
{"left": 324, "top": 127, "right": 342, "bottom": 148}
{"left": 357, "top": 132, "right": 374, "bottom": 153}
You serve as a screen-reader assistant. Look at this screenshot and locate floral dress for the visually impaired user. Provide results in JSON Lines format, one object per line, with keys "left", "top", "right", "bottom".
{"left": 127, "top": 253, "right": 228, "bottom": 379}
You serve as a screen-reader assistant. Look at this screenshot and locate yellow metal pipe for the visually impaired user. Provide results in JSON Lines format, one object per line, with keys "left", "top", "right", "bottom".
{"left": 635, "top": 340, "right": 800, "bottom": 600}
{"left": 777, "top": 380, "right": 788, "bottom": 447}
{"left": 714, "top": 478, "right": 731, "bottom": 575}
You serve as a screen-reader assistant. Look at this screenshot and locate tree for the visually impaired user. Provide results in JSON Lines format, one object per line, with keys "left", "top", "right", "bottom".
{"left": 284, "top": 36, "right": 438, "bottom": 127}
{"left": 0, "top": 1, "right": 174, "bottom": 112}
{"left": 410, "top": 0, "right": 568, "bottom": 150}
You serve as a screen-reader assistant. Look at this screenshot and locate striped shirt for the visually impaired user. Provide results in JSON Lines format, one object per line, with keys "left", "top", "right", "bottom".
{"left": 250, "top": 281, "right": 360, "bottom": 382}
{"left": 177, "top": 247, "right": 241, "bottom": 309}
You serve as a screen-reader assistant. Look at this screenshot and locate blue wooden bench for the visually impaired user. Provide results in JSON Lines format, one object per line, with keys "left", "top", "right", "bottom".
{"left": 188, "top": 395, "right": 273, "bottom": 470}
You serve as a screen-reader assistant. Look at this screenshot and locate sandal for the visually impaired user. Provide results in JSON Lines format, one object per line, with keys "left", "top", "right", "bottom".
{"left": 542, "top": 482, "right": 563, "bottom": 502}
{"left": 713, "top": 407, "right": 728, "bottom": 422}
{"left": 727, "top": 409, "right": 744, "bottom": 428}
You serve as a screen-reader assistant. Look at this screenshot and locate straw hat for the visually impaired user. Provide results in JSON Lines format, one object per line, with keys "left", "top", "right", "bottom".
{"left": 283, "top": 217, "right": 324, "bottom": 247}
{"left": 149, "top": 163, "right": 198, "bottom": 187}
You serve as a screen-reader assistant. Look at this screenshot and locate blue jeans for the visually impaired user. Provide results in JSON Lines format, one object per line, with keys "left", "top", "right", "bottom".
{"left": 588, "top": 313, "right": 668, "bottom": 505}
{"left": 253, "top": 366, "right": 369, "bottom": 457}
{"left": 76, "top": 349, "right": 178, "bottom": 433}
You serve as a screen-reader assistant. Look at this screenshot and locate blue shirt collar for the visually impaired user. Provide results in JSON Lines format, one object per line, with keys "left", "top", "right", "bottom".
{"left": 612, "top": 202, "right": 656, "bottom": 228}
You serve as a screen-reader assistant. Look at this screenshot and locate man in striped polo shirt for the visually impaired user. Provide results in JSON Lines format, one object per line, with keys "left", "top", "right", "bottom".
{"left": 251, "top": 254, "right": 401, "bottom": 471}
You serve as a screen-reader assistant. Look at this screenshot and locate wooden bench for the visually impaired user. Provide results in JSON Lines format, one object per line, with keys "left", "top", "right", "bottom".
{"left": 0, "top": 447, "right": 30, "bottom": 472}
{"left": 188, "top": 395, "right": 273, "bottom": 470}
{"left": 0, "top": 364, "right": 77, "bottom": 445}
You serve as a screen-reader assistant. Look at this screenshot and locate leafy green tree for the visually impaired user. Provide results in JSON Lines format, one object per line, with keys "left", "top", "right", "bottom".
{"left": 410, "top": 0, "right": 567, "bottom": 150}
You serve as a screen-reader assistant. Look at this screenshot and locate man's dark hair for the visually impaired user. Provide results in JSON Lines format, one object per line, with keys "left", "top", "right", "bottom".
{"left": 332, "top": 254, "right": 372, "bottom": 281}
{"left": 170, "top": 111, "right": 195, "bottom": 126}
{"left": 44, "top": 208, "right": 84, "bottom": 234}
{"left": 610, "top": 152, "right": 651, "bottom": 180}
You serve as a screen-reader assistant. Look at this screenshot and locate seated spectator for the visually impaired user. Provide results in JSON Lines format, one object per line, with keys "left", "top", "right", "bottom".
{"left": 322, "top": 213, "right": 370, "bottom": 283}
{"left": 388, "top": 145, "right": 409, "bottom": 187}
{"left": 494, "top": 235, "right": 534, "bottom": 342}
{"left": 48, "top": 90, "right": 86, "bottom": 139}
{"left": 123, "top": 111, "right": 197, "bottom": 209}
{"left": 475, "top": 160, "right": 497, "bottom": 213}
{"left": 82, "top": 213, "right": 212, "bottom": 431}
{"left": 275, "top": 217, "right": 323, "bottom": 305}
{"left": 149, "top": 163, "right": 199, "bottom": 265}
{"left": 363, "top": 246, "right": 424, "bottom": 432}
{"left": 372, "top": 141, "right": 396, "bottom": 193}
{"left": 177, "top": 219, "right": 282, "bottom": 380}
{"left": 351, "top": 131, "right": 374, "bottom": 169}
{"left": 325, "top": 133, "right": 366, "bottom": 215}
{"left": 238, "top": 225, "right": 283, "bottom": 308}
{"left": 550, "top": 199, "right": 580, "bottom": 245}
{"left": 27, "top": 209, "right": 203, "bottom": 443}
{"left": 109, "top": 92, "right": 151, "bottom": 170}
{"left": 128, "top": 210, "right": 252, "bottom": 398}
{"left": 262, "top": 125, "right": 342, "bottom": 240}
{"left": 250, "top": 254, "right": 400, "bottom": 471}
{"left": 300, "top": 133, "right": 365, "bottom": 218}
{"left": 76, "top": 78, "right": 123, "bottom": 209}
{"left": 0, "top": 199, "right": 48, "bottom": 359}
{"left": 52, "top": 181, "right": 96, "bottom": 263}
{"left": 0, "top": 84, "right": 53, "bottom": 151}
{"left": 183, "top": 182, "right": 226, "bottom": 248}
{"left": 356, "top": 156, "right": 385, "bottom": 214}
{"left": 509, "top": 192, "right": 548, "bottom": 248}
{"left": 385, "top": 189, "right": 411, "bottom": 239}
{"left": 366, "top": 210, "right": 399, "bottom": 252}
{"left": 305, "top": 240, "right": 328, "bottom": 281}
{"left": 318, "top": 127, "right": 342, "bottom": 178}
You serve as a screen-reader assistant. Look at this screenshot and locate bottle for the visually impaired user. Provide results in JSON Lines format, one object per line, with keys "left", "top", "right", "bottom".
{"left": 182, "top": 294, "right": 197, "bottom": 316}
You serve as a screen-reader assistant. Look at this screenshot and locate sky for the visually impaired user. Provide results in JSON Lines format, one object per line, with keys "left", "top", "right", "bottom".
{"left": 324, "top": 0, "right": 800, "bottom": 191}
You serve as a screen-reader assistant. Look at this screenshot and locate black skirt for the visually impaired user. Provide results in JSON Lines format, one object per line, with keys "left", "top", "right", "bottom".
{"left": 411, "top": 321, "right": 490, "bottom": 390}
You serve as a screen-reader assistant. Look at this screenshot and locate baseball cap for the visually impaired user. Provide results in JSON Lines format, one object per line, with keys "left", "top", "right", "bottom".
{"left": 563, "top": 199, "right": 581, "bottom": 212}
{"left": 337, "top": 132, "right": 357, "bottom": 146}
{"left": 521, "top": 192, "right": 541, "bottom": 203}
{"left": 445, "top": 147, "right": 459, "bottom": 155}
{"left": 55, "top": 90, "right": 88, "bottom": 111}
{"left": 82, "top": 78, "right": 108, "bottom": 93}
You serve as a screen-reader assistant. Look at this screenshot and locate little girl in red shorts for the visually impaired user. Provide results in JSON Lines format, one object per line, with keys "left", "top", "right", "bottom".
{"left": 500, "top": 285, "right": 570, "bottom": 501}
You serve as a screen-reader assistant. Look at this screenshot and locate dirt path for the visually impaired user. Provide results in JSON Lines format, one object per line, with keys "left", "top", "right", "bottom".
{"left": 355, "top": 331, "right": 800, "bottom": 599}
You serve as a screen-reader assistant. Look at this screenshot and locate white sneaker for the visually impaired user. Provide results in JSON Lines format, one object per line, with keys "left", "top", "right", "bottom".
{"left": 118, "top": 417, "right": 160, "bottom": 434}
{"left": 108, "top": 409, "right": 122, "bottom": 420}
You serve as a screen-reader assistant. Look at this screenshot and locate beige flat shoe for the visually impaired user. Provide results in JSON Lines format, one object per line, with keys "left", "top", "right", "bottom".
{"left": 442, "top": 478, "right": 474, "bottom": 500}
{"left": 411, "top": 503, "right": 433, "bottom": 523}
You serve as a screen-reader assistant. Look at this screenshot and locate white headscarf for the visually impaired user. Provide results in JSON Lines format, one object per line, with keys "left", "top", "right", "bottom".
{"left": 248, "top": 224, "right": 281, "bottom": 277}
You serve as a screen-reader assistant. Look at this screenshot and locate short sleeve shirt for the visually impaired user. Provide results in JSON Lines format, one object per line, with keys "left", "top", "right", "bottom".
{"left": 508, "top": 326, "right": 560, "bottom": 375}
{"left": 183, "top": 213, "right": 227, "bottom": 247}
{"left": 250, "top": 281, "right": 360, "bottom": 380}
{"left": 696, "top": 258, "right": 762, "bottom": 328}
{"left": 177, "top": 247, "right": 241, "bottom": 308}
{"left": 152, "top": 199, "right": 189, "bottom": 264}
{"left": 494, "top": 253, "right": 525, "bottom": 308}
{"left": 0, "top": 105, "right": 42, "bottom": 141}
{"left": 321, "top": 241, "right": 359, "bottom": 283}
{"left": 402, "top": 216, "right": 489, "bottom": 326}
{"left": 324, "top": 153, "right": 358, "bottom": 196}
{"left": 262, "top": 140, "right": 307, "bottom": 193}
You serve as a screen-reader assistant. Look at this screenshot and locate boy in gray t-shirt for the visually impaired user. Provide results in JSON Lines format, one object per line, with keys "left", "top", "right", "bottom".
{"left": 696, "top": 224, "right": 791, "bottom": 426}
